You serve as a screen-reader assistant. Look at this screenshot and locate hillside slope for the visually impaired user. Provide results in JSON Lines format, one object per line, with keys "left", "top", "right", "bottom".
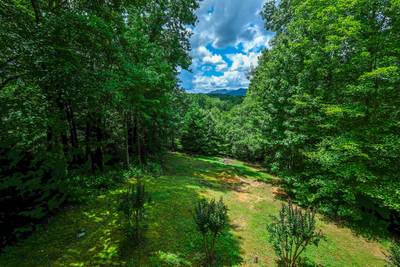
{"left": 0, "top": 153, "right": 387, "bottom": 266}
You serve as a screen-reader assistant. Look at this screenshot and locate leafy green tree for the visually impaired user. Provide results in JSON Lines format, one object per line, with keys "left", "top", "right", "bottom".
{"left": 181, "top": 104, "right": 222, "bottom": 155}
{"left": 268, "top": 201, "right": 324, "bottom": 266}
{"left": 194, "top": 198, "right": 228, "bottom": 265}
{"left": 0, "top": 0, "right": 198, "bottom": 246}
{"left": 225, "top": 96, "right": 268, "bottom": 162}
{"left": 231, "top": 0, "right": 400, "bottom": 225}
{"left": 179, "top": 94, "right": 243, "bottom": 156}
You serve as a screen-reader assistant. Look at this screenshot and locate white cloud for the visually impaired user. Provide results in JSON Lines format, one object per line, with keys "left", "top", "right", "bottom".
{"left": 196, "top": 46, "right": 229, "bottom": 72}
{"left": 239, "top": 24, "right": 271, "bottom": 52}
{"left": 203, "top": 55, "right": 228, "bottom": 71}
{"left": 196, "top": 46, "right": 212, "bottom": 57}
{"left": 215, "top": 61, "right": 228, "bottom": 71}
{"left": 191, "top": 51, "right": 261, "bottom": 91}
{"left": 203, "top": 54, "right": 223, "bottom": 65}
{"left": 227, "top": 52, "right": 260, "bottom": 72}
{"left": 193, "top": 70, "right": 250, "bottom": 92}
{"left": 191, "top": 0, "right": 271, "bottom": 49}
{"left": 180, "top": 0, "right": 274, "bottom": 92}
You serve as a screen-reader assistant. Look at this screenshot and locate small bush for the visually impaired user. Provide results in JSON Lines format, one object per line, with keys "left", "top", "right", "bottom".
{"left": 193, "top": 198, "right": 228, "bottom": 265}
{"left": 118, "top": 182, "right": 151, "bottom": 242}
{"left": 267, "top": 201, "right": 324, "bottom": 267}
{"left": 123, "top": 161, "right": 163, "bottom": 179}
{"left": 123, "top": 166, "right": 146, "bottom": 180}
{"left": 150, "top": 251, "right": 191, "bottom": 266}
{"left": 66, "top": 169, "right": 126, "bottom": 203}
{"left": 145, "top": 162, "right": 163, "bottom": 176}
{"left": 387, "top": 242, "right": 400, "bottom": 267}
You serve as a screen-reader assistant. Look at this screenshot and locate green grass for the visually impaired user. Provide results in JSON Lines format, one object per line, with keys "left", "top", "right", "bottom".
{"left": 0, "top": 153, "right": 388, "bottom": 266}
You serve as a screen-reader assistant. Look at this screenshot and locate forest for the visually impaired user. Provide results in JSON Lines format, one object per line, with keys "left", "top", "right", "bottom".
{"left": 1, "top": 0, "right": 399, "bottom": 266}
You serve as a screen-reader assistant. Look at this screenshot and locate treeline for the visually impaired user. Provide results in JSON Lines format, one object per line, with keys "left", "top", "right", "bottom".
{"left": 180, "top": 0, "right": 400, "bottom": 232}
{"left": 173, "top": 93, "right": 243, "bottom": 156}
{"left": 176, "top": 93, "right": 284, "bottom": 161}
{"left": 249, "top": 0, "right": 400, "bottom": 227}
{"left": 0, "top": 0, "right": 197, "bottom": 246}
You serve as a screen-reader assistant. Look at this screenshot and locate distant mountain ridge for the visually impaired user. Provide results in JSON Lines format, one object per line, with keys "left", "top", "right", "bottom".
{"left": 207, "top": 88, "right": 247, "bottom": 96}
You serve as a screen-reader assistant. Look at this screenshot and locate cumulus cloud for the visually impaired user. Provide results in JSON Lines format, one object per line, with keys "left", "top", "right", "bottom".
{"left": 191, "top": 51, "right": 261, "bottom": 92}
{"left": 192, "top": 0, "right": 271, "bottom": 49}
{"left": 203, "top": 54, "right": 227, "bottom": 70}
{"left": 193, "top": 70, "right": 250, "bottom": 92}
{"left": 203, "top": 54, "right": 222, "bottom": 65}
{"left": 227, "top": 52, "right": 260, "bottom": 72}
{"left": 196, "top": 46, "right": 212, "bottom": 57}
{"left": 180, "top": 0, "right": 274, "bottom": 92}
{"left": 193, "top": 46, "right": 229, "bottom": 72}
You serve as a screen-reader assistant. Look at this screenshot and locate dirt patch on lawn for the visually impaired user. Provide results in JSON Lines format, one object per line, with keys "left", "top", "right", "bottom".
{"left": 238, "top": 177, "right": 283, "bottom": 205}
{"left": 217, "top": 172, "right": 250, "bottom": 192}
{"left": 235, "top": 191, "right": 252, "bottom": 202}
{"left": 232, "top": 217, "right": 247, "bottom": 231}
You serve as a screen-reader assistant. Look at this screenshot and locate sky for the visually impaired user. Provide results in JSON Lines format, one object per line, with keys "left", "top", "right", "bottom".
{"left": 179, "top": 0, "right": 274, "bottom": 93}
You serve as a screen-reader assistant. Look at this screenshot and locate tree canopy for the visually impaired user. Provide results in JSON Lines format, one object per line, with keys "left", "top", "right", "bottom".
{"left": 230, "top": 0, "right": 400, "bottom": 223}
{"left": 0, "top": 0, "right": 198, "bottom": 246}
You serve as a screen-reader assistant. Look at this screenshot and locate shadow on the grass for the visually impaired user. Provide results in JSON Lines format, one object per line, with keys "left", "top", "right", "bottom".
{"left": 0, "top": 152, "right": 388, "bottom": 266}
{"left": 271, "top": 182, "right": 391, "bottom": 242}
{"left": 319, "top": 213, "right": 391, "bottom": 242}
{"left": 0, "top": 152, "right": 246, "bottom": 266}
{"left": 119, "top": 153, "right": 244, "bottom": 266}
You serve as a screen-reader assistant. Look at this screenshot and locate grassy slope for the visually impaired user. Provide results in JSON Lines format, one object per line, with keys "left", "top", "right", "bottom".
{"left": 0, "top": 153, "right": 388, "bottom": 266}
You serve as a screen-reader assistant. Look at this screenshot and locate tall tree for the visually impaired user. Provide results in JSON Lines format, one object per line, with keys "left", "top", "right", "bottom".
{"left": 0, "top": 0, "right": 198, "bottom": 247}
{"left": 234, "top": 0, "right": 400, "bottom": 225}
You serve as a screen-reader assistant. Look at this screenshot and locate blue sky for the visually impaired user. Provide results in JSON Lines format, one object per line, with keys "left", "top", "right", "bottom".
{"left": 179, "top": 0, "right": 274, "bottom": 93}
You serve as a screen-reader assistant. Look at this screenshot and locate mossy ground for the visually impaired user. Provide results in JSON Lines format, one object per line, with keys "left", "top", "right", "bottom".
{"left": 0, "top": 153, "right": 388, "bottom": 266}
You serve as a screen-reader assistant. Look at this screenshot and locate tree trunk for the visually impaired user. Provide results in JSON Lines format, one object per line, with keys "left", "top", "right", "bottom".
{"left": 30, "top": 0, "right": 42, "bottom": 24}
{"left": 125, "top": 115, "right": 130, "bottom": 167}
{"left": 94, "top": 118, "right": 104, "bottom": 171}
{"left": 85, "top": 119, "right": 91, "bottom": 167}
{"left": 135, "top": 115, "right": 142, "bottom": 165}
{"left": 65, "top": 103, "right": 79, "bottom": 164}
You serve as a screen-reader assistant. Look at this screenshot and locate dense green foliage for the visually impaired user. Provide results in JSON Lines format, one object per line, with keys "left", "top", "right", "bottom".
{"left": 1, "top": 0, "right": 398, "bottom": 264}
{"left": 214, "top": 0, "right": 400, "bottom": 227}
{"left": 0, "top": 0, "right": 197, "bottom": 247}
{"left": 194, "top": 198, "right": 228, "bottom": 265}
{"left": 175, "top": 0, "right": 400, "bottom": 238}
{"left": 176, "top": 93, "right": 242, "bottom": 155}
{"left": 387, "top": 242, "right": 400, "bottom": 267}
{"left": 268, "top": 201, "right": 324, "bottom": 266}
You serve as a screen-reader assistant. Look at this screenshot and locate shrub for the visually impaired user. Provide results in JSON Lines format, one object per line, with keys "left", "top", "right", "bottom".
{"left": 193, "top": 198, "right": 228, "bottom": 265}
{"left": 267, "top": 201, "right": 324, "bottom": 267}
{"left": 145, "top": 162, "right": 163, "bottom": 177}
{"left": 387, "top": 242, "right": 400, "bottom": 267}
{"left": 123, "top": 166, "right": 146, "bottom": 180}
{"left": 118, "top": 182, "right": 151, "bottom": 242}
{"left": 150, "top": 251, "right": 191, "bottom": 266}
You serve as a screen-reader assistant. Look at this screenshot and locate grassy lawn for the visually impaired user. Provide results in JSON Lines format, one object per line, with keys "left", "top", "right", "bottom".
{"left": 0, "top": 153, "right": 388, "bottom": 266}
